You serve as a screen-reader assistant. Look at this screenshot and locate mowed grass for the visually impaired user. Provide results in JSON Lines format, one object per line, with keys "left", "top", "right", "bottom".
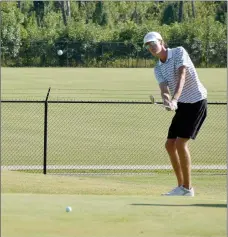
{"left": 3, "top": 102, "right": 225, "bottom": 167}
{"left": 2, "top": 170, "right": 227, "bottom": 237}
{"left": 1, "top": 67, "right": 226, "bottom": 101}
{"left": 1, "top": 68, "right": 227, "bottom": 237}
{"left": 1, "top": 68, "right": 226, "bottom": 168}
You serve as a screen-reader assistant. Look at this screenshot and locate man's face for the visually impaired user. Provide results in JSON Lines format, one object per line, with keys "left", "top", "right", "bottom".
{"left": 145, "top": 40, "right": 162, "bottom": 56}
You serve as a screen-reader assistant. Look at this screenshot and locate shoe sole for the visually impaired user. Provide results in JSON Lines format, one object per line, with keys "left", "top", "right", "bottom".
{"left": 161, "top": 193, "right": 194, "bottom": 196}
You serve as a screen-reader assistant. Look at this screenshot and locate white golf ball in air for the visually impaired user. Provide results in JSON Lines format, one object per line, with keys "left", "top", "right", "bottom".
{"left": 66, "top": 206, "right": 72, "bottom": 212}
{"left": 57, "top": 50, "right": 63, "bottom": 56}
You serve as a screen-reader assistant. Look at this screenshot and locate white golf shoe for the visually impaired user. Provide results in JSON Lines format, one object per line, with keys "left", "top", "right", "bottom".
{"left": 162, "top": 186, "right": 194, "bottom": 196}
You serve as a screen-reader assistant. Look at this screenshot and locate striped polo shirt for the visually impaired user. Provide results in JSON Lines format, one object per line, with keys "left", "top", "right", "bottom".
{"left": 154, "top": 46, "right": 207, "bottom": 103}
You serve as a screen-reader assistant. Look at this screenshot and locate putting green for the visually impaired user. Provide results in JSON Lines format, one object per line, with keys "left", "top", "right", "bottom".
{"left": 2, "top": 194, "right": 226, "bottom": 237}
{"left": 2, "top": 171, "right": 226, "bottom": 237}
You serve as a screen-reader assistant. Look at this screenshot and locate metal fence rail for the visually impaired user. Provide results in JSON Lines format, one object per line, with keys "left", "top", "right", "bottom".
{"left": 1, "top": 100, "right": 226, "bottom": 175}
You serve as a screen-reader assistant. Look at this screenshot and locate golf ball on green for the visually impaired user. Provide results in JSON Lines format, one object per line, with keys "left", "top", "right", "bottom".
{"left": 66, "top": 206, "right": 72, "bottom": 212}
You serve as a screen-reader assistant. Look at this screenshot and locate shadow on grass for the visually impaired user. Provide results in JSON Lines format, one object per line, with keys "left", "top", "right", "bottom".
{"left": 131, "top": 203, "right": 227, "bottom": 208}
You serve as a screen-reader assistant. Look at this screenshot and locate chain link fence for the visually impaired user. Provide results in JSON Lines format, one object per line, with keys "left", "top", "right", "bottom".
{"left": 1, "top": 40, "right": 227, "bottom": 68}
{"left": 1, "top": 99, "right": 226, "bottom": 175}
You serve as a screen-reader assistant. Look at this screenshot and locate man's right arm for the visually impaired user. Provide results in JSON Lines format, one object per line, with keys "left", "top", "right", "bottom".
{"left": 159, "top": 82, "right": 170, "bottom": 101}
{"left": 154, "top": 68, "right": 172, "bottom": 110}
{"left": 159, "top": 82, "right": 172, "bottom": 110}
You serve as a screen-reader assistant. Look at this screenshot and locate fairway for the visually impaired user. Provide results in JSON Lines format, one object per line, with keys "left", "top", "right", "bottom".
{"left": 2, "top": 171, "right": 227, "bottom": 237}
{"left": 1, "top": 68, "right": 227, "bottom": 173}
{"left": 1, "top": 68, "right": 226, "bottom": 101}
{"left": 2, "top": 102, "right": 225, "bottom": 169}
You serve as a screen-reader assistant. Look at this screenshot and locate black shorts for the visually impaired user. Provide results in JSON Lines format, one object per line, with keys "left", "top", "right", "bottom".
{"left": 167, "top": 99, "right": 207, "bottom": 140}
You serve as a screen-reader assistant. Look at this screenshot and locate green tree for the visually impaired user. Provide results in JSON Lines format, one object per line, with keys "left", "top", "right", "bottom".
{"left": 161, "top": 2, "right": 179, "bottom": 25}
{"left": 92, "top": 1, "right": 109, "bottom": 26}
{"left": 1, "top": 1, "right": 226, "bottom": 67}
{"left": 178, "top": 1, "right": 184, "bottom": 22}
{"left": 1, "top": 2, "right": 24, "bottom": 58}
{"left": 215, "top": 1, "right": 227, "bottom": 24}
{"left": 33, "top": 1, "right": 44, "bottom": 27}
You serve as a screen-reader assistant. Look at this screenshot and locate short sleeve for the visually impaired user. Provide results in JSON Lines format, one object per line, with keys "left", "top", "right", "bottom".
{"left": 175, "top": 47, "right": 189, "bottom": 69}
{"left": 154, "top": 66, "right": 166, "bottom": 84}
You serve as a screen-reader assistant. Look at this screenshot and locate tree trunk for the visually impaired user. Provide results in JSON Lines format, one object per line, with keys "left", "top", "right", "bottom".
{"left": 59, "top": 1, "right": 67, "bottom": 26}
{"left": 33, "top": 1, "right": 44, "bottom": 27}
{"left": 66, "top": 0, "right": 71, "bottom": 17}
{"left": 131, "top": 2, "right": 139, "bottom": 24}
{"left": 78, "top": 1, "right": 82, "bottom": 9}
{"left": 17, "top": 1, "right": 21, "bottom": 9}
{"left": 191, "top": 0, "right": 195, "bottom": 18}
{"left": 178, "top": 1, "right": 184, "bottom": 22}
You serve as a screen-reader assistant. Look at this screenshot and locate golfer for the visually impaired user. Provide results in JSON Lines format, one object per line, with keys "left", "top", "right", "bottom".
{"left": 144, "top": 32, "right": 207, "bottom": 196}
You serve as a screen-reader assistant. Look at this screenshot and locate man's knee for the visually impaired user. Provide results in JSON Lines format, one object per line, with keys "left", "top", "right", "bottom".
{"left": 165, "top": 139, "right": 176, "bottom": 152}
{"left": 176, "top": 138, "right": 190, "bottom": 150}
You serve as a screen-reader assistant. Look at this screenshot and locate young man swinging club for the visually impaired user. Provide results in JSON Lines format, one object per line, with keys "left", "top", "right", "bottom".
{"left": 144, "top": 32, "right": 207, "bottom": 196}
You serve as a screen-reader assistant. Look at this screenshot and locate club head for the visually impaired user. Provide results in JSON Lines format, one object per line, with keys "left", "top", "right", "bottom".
{"left": 149, "top": 95, "right": 155, "bottom": 104}
{"left": 149, "top": 95, "right": 173, "bottom": 111}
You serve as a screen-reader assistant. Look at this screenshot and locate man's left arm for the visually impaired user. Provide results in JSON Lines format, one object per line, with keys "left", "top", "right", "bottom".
{"left": 172, "top": 65, "right": 186, "bottom": 101}
{"left": 170, "top": 66, "right": 186, "bottom": 110}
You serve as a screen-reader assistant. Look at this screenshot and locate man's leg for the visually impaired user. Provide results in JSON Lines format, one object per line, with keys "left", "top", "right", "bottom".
{"left": 175, "top": 138, "right": 191, "bottom": 189}
{"left": 165, "top": 139, "right": 183, "bottom": 186}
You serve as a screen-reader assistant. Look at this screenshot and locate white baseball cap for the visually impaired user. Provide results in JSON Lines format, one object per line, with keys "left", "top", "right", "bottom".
{"left": 143, "top": 32, "right": 163, "bottom": 46}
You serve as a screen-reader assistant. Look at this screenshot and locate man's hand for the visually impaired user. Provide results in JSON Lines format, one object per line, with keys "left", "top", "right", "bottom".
{"left": 163, "top": 98, "right": 172, "bottom": 111}
{"left": 169, "top": 99, "right": 178, "bottom": 111}
{"left": 163, "top": 98, "right": 178, "bottom": 111}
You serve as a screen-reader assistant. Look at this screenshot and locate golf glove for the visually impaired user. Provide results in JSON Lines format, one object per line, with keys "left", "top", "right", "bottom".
{"left": 170, "top": 99, "right": 178, "bottom": 111}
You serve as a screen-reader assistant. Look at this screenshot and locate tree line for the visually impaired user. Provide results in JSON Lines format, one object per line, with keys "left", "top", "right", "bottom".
{"left": 1, "top": 1, "right": 227, "bottom": 67}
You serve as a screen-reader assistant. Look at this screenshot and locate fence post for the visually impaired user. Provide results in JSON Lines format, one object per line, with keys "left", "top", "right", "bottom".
{"left": 43, "top": 87, "right": 51, "bottom": 174}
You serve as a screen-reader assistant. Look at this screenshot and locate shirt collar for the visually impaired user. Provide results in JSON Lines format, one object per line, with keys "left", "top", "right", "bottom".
{"left": 158, "top": 48, "right": 172, "bottom": 65}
